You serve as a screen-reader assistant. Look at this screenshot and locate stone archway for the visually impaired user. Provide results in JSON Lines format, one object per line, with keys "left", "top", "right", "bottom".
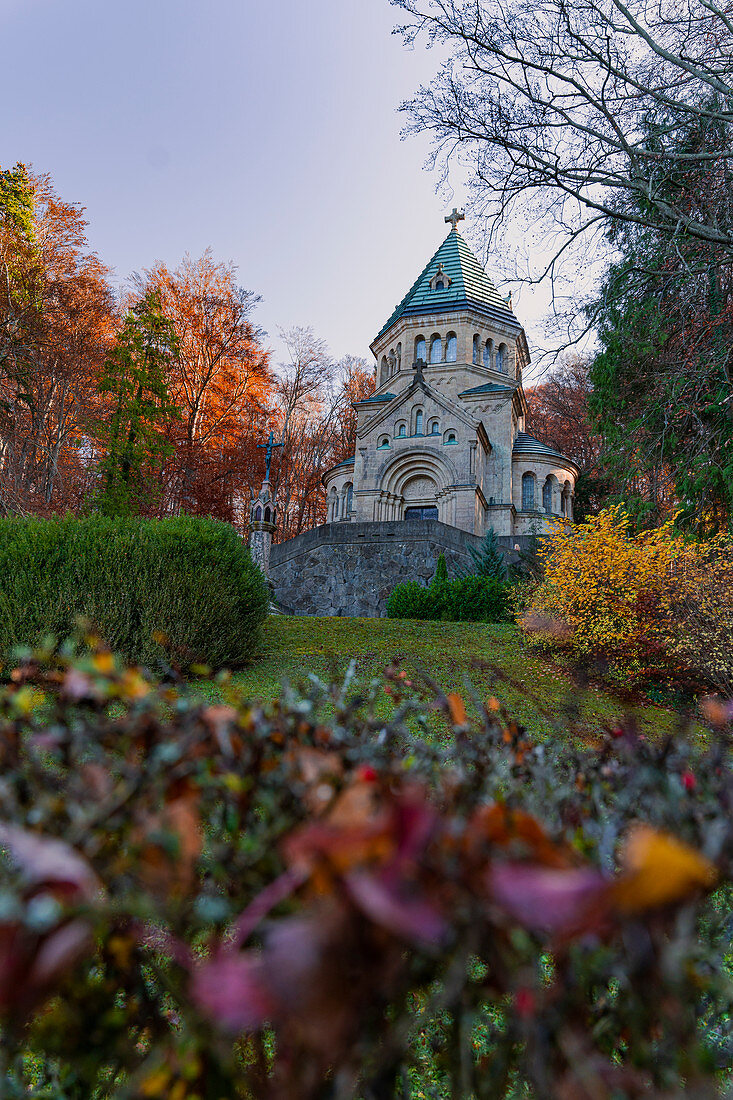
{"left": 402, "top": 474, "right": 439, "bottom": 520}
{"left": 375, "top": 450, "right": 456, "bottom": 524}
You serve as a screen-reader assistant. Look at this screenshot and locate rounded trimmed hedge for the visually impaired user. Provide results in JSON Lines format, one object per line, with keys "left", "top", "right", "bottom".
{"left": 0, "top": 515, "right": 269, "bottom": 668}
{"left": 386, "top": 575, "right": 511, "bottom": 622}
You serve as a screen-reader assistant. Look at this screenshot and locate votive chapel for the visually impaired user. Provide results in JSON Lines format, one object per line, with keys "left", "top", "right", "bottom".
{"left": 322, "top": 211, "right": 578, "bottom": 539}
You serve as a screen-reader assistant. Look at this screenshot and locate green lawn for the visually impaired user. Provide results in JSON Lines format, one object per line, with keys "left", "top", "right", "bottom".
{"left": 210, "top": 616, "right": 697, "bottom": 743}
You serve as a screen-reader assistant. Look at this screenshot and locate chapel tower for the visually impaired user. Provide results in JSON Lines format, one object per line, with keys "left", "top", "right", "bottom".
{"left": 323, "top": 212, "right": 578, "bottom": 538}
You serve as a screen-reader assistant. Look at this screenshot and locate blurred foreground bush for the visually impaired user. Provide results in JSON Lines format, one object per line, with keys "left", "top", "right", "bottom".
{"left": 0, "top": 638, "right": 732, "bottom": 1097}
{"left": 0, "top": 514, "right": 268, "bottom": 668}
{"left": 522, "top": 507, "right": 733, "bottom": 694}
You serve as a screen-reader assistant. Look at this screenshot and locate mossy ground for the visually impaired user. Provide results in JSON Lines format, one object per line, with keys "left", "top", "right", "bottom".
{"left": 199, "top": 616, "right": 703, "bottom": 743}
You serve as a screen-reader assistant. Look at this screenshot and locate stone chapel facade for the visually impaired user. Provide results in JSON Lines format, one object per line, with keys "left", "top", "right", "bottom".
{"left": 267, "top": 214, "right": 579, "bottom": 616}
{"left": 322, "top": 214, "right": 578, "bottom": 539}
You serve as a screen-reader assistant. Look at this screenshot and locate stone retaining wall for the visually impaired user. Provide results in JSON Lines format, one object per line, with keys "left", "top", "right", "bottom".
{"left": 269, "top": 520, "right": 532, "bottom": 617}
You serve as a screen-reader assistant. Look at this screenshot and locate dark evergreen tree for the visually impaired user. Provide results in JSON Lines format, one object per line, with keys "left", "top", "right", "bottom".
{"left": 433, "top": 552, "right": 448, "bottom": 584}
{"left": 588, "top": 106, "right": 733, "bottom": 533}
{"left": 95, "top": 291, "right": 180, "bottom": 516}
{"left": 463, "top": 527, "right": 507, "bottom": 580}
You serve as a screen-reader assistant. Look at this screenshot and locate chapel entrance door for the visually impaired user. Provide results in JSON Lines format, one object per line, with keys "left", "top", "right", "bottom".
{"left": 404, "top": 506, "right": 439, "bottom": 521}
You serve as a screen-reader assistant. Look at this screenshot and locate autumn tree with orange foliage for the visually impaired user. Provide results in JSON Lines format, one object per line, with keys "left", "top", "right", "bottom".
{"left": 0, "top": 164, "right": 114, "bottom": 515}
{"left": 1, "top": 167, "right": 371, "bottom": 534}
{"left": 132, "top": 251, "right": 274, "bottom": 524}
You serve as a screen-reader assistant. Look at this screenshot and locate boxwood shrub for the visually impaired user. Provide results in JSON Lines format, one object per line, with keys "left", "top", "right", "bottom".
{"left": 0, "top": 514, "right": 269, "bottom": 667}
{"left": 387, "top": 575, "right": 511, "bottom": 622}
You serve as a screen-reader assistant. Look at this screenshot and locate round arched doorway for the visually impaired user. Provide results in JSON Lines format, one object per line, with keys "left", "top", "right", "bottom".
{"left": 402, "top": 474, "right": 438, "bottom": 520}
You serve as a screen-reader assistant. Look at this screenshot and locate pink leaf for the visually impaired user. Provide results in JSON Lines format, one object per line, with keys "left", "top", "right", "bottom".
{"left": 489, "top": 863, "right": 607, "bottom": 934}
{"left": 0, "top": 823, "right": 99, "bottom": 901}
{"left": 30, "top": 920, "right": 92, "bottom": 987}
{"left": 191, "top": 952, "right": 272, "bottom": 1034}
{"left": 345, "top": 870, "right": 447, "bottom": 946}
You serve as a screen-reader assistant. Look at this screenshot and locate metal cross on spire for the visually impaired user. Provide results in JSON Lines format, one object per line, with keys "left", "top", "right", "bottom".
{"left": 445, "top": 207, "right": 465, "bottom": 232}
{"left": 258, "top": 430, "right": 283, "bottom": 482}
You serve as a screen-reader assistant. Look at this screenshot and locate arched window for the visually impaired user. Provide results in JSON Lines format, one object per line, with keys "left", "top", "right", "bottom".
{"left": 542, "top": 477, "right": 553, "bottom": 513}
{"left": 430, "top": 420, "right": 440, "bottom": 435}
{"left": 345, "top": 483, "right": 353, "bottom": 515}
{"left": 378, "top": 435, "right": 390, "bottom": 448}
{"left": 444, "top": 431, "right": 457, "bottom": 444}
{"left": 435, "top": 278, "right": 445, "bottom": 290}
{"left": 483, "top": 340, "right": 492, "bottom": 369}
{"left": 522, "top": 472, "right": 536, "bottom": 511}
{"left": 396, "top": 342, "right": 402, "bottom": 370}
{"left": 472, "top": 334, "right": 480, "bottom": 364}
{"left": 415, "top": 336, "right": 426, "bottom": 363}
{"left": 397, "top": 423, "right": 407, "bottom": 437}
{"left": 446, "top": 332, "right": 457, "bottom": 362}
{"left": 430, "top": 335, "right": 442, "bottom": 364}
{"left": 496, "top": 343, "right": 506, "bottom": 373}
{"left": 380, "top": 356, "right": 388, "bottom": 385}
{"left": 254, "top": 505, "right": 262, "bottom": 521}
{"left": 415, "top": 409, "right": 423, "bottom": 435}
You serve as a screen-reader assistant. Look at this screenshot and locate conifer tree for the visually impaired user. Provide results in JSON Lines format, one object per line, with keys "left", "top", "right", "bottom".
{"left": 95, "top": 291, "right": 180, "bottom": 516}
{"left": 465, "top": 527, "right": 507, "bottom": 580}
{"left": 433, "top": 552, "right": 448, "bottom": 584}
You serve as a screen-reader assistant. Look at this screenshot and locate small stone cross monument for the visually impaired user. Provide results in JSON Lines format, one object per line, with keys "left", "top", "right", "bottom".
{"left": 249, "top": 431, "right": 282, "bottom": 577}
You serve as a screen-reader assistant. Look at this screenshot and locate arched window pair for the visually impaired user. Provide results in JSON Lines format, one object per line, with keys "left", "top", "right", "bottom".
{"left": 426, "top": 333, "right": 457, "bottom": 364}
{"left": 472, "top": 338, "right": 508, "bottom": 372}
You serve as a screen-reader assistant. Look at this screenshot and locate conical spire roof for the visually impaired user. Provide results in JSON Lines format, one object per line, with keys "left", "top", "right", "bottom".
{"left": 374, "top": 228, "right": 519, "bottom": 344}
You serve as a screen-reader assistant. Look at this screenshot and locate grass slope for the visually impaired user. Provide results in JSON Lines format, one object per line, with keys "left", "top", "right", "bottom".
{"left": 227, "top": 616, "right": 693, "bottom": 743}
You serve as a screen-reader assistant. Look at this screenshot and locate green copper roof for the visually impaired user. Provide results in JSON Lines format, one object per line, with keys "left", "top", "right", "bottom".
{"left": 375, "top": 229, "right": 518, "bottom": 343}
{"left": 459, "top": 382, "right": 515, "bottom": 397}
{"left": 355, "top": 392, "right": 396, "bottom": 404}
{"left": 513, "top": 432, "right": 577, "bottom": 470}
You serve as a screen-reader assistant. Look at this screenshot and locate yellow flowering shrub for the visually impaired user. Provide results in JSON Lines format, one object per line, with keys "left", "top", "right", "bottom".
{"left": 522, "top": 507, "right": 733, "bottom": 690}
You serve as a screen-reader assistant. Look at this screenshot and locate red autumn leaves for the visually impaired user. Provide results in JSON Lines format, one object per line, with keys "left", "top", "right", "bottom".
{"left": 188, "top": 759, "right": 717, "bottom": 1038}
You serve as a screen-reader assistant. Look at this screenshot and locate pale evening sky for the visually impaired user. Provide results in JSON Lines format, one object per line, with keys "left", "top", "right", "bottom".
{"left": 0, "top": 0, "right": 558, "bottom": 374}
